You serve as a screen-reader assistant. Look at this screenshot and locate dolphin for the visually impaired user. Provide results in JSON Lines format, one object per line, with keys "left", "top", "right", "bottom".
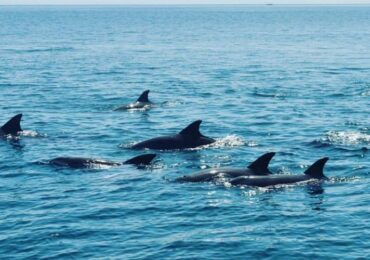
{"left": 131, "top": 120, "right": 215, "bottom": 150}
{"left": 114, "top": 90, "right": 152, "bottom": 110}
{"left": 49, "top": 153, "right": 156, "bottom": 169}
{"left": 176, "top": 152, "right": 276, "bottom": 183}
{"left": 230, "top": 157, "right": 329, "bottom": 187}
{"left": 1, "top": 114, "right": 23, "bottom": 137}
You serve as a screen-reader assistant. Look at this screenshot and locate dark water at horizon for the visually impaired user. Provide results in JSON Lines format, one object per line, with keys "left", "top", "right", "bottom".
{"left": 0, "top": 5, "right": 369, "bottom": 259}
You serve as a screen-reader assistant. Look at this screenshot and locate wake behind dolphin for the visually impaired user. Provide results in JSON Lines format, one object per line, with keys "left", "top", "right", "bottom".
{"left": 131, "top": 120, "right": 215, "bottom": 150}
{"left": 114, "top": 90, "right": 152, "bottom": 110}
{"left": 1, "top": 114, "right": 23, "bottom": 137}
{"left": 230, "top": 157, "right": 329, "bottom": 187}
{"left": 176, "top": 152, "right": 276, "bottom": 183}
{"left": 49, "top": 153, "right": 156, "bottom": 169}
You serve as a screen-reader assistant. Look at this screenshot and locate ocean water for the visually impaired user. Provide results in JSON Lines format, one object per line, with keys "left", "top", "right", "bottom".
{"left": 0, "top": 5, "right": 369, "bottom": 259}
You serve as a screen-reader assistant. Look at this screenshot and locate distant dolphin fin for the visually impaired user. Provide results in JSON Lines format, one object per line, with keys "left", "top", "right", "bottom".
{"left": 248, "top": 152, "right": 276, "bottom": 174}
{"left": 123, "top": 153, "right": 156, "bottom": 165}
{"left": 179, "top": 120, "right": 203, "bottom": 138}
{"left": 304, "top": 157, "right": 329, "bottom": 179}
{"left": 1, "top": 114, "right": 22, "bottom": 135}
{"left": 136, "top": 90, "right": 150, "bottom": 102}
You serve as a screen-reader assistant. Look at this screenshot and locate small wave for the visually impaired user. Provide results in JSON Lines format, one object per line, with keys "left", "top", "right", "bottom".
{"left": 308, "top": 140, "right": 332, "bottom": 148}
{"left": 118, "top": 142, "right": 136, "bottom": 149}
{"left": 4, "top": 47, "right": 75, "bottom": 53}
{"left": 0, "top": 172, "right": 27, "bottom": 178}
{"left": 324, "top": 131, "right": 370, "bottom": 146}
{"left": 309, "top": 140, "right": 368, "bottom": 153}
{"left": 81, "top": 163, "right": 115, "bottom": 170}
{"left": 310, "top": 130, "right": 370, "bottom": 150}
{"left": 345, "top": 121, "right": 362, "bottom": 127}
{"left": 3, "top": 134, "right": 21, "bottom": 141}
{"left": 161, "top": 100, "right": 186, "bottom": 107}
{"left": 94, "top": 70, "right": 125, "bottom": 76}
{"left": 329, "top": 176, "right": 362, "bottom": 184}
{"left": 252, "top": 91, "right": 287, "bottom": 99}
{"left": 199, "top": 135, "right": 252, "bottom": 150}
{"left": 114, "top": 105, "right": 151, "bottom": 112}
{"left": 127, "top": 106, "right": 152, "bottom": 112}
{"left": 20, "top": 130, "right": 47, "bottom": 138}
{"left": 360, "top": 90, "right": 370, "bottom": 96}
{"left": 236, "top": 179, "right": 324, "bottom": 193}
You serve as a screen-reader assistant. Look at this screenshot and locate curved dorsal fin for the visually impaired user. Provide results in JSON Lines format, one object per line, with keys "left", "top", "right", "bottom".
{"left": 124, "top": 154, "right": 156, "bottom": 165}
{"left": 136, "top": 90, "right": 150, "bottom": 102}
{"left": 304, "top": 157, "right": 329, "bottom": 179}
{"left": 248, "top": 152, "right": 275, "bottom": 174}
{"left": 179, "top": 120, "right": 202, "bottom": 138}
{"left": 1, "top": 114, "right": 22, "bottom": 135}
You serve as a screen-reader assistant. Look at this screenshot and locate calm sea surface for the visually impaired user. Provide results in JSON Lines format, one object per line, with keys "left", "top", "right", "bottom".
{"left": 0, "top": 5, "right": 369, "bottom": 259}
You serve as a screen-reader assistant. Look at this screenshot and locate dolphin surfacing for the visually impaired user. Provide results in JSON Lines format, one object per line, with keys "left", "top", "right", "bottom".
{"left": 49, "top": 154, "right": 156, "bottom": 169}
{"left": 131, "top": 120, "right": 215, "bottom": 150}
{"left": 176, "top": 152, "right": 275, "bottom": 183}
{"left": 230, "top": 157, "right": 329, "bottom": 187}
{"left": 1, "top": 114, "right": 23, "bottom": 137}
{"left": 114, "top": 90, "right": 152, "bottom": 110}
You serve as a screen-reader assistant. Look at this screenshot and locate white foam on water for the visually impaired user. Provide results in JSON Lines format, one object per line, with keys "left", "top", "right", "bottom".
{"left": 324, "top": 131, "right": 370, "bottom": 146}
{"left": 200, "top": 135, "right": 254, "bottom": 149}
{"left": 20, "top": 130, "right": 47, "bottom": 138}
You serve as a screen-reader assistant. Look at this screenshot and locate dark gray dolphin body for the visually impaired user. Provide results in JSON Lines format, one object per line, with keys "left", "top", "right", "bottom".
{"left": 176, "top": 152, "right": 276, "bottom": 183}
{"left": 131, "top": 120, "right": 215, "bottom": 150}
{"left": 114, "top": 90, "right": 152, "bottom": 110}
{"left": 230, "top": 157, "right": 329, "bottom": 187}
{"left": 49, "top": 153, "right": 156, "bottom": 169}
{"left": 1, "top": 114, "right": 23, "bottom": 137}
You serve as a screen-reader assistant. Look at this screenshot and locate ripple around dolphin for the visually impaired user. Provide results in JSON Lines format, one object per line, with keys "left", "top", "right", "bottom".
{"left": 20, "top": 130, "right": 47, "bottom": 138}
{"left": 192, "top": 135, "right": 253, "bottom": 150}
{"left": 235, "top": 176, "right": 364, "bottom": 192}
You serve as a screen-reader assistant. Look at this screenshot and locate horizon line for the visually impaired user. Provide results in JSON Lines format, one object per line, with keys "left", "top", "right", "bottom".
{"left": 1, "top": 3, "right": 370, "bottom": 5}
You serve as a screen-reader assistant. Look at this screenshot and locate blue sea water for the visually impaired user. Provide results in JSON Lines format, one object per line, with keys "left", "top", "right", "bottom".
{"left": 0, "top": 4, "right": 369, "bottom": 259}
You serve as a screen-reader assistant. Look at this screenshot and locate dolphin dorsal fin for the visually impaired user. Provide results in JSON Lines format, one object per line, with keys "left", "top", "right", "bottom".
{"left": 136, "top": 90, "right": 150, "bottom": 102}
{"left": 179, "top": 120, "right": 203, "bottom": 138}
{"left": 304, "top": 157, "right": 329, "bottom": 179}
{"left": 248, "top": 152, "right": 276, "bottom": 174}
{"left": 1, "top": 114, "right": 22, "bottom": 135}
{"left": 124, "top": 154, "right": 156, "bottom": 166}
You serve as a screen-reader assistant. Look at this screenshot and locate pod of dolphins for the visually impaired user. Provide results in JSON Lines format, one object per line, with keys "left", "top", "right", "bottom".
{"left": 2, "top": 90, "right": 330, "bottom": 188}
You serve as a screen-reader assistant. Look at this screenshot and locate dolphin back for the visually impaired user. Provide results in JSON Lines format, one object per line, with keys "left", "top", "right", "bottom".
{"left": 304, "top": 157, "right": 329, "bottom": 179}
{"left": 124, "top": 153, "right": 156, "bottom": 165}
{"left": 178, "top": 120, "right": 215, "bottom": 145}
{"left": 179, "top": 120, "right": 203, "bottom": 137}
{"left": 136, "top": 90, "right": 150, "bottom": 102}
{"left": 1, "top": 114, "right": 23, "bottom": 135}
{"left": 248, "top": 152, "right": 276, "bottom": 174}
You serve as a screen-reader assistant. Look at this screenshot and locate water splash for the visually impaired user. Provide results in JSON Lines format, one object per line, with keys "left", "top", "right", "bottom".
{"left": 119, "top": 142, "right": 136, "bottom": 149}
{"left": 21, "top": 130, "right": 47, "bottom": 138}
{"left": 161, "top": 100, "right": 185, "bottom": 107}
{"left": 203, "top": 135, "right": 254, "bottom": 149}
{"left": 324, "top": 131, "right": 370, "bottom": 146}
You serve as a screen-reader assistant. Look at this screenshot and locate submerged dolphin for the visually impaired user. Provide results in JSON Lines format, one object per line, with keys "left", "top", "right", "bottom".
{"left": 1, "top": 114, "right": 23, "bottom": 137}
{"left": 131, "top": 120, "right": 215, "bottom": 150}
{"left": 176, "top": 152, "right": 276, "bottom": 183}
{"left": 230, "top": 157, "right": 329, "bottom": 187}
{"left": 114, "top": 90, "right": 152, "bottom": 110}
{"left": 49, "top": 153, "right": 156, "bottom": 169}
